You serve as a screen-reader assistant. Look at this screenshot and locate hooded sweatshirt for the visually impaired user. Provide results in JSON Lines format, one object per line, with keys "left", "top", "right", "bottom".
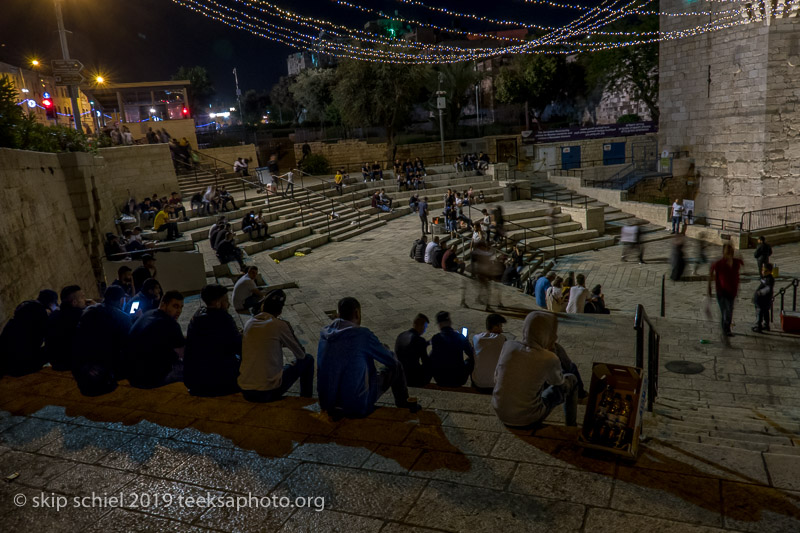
{"left": 317, "top": 318, "right": 399, "bottom": 418}
{"left": 492, "top": 312, "right": 565, "bottom": 427}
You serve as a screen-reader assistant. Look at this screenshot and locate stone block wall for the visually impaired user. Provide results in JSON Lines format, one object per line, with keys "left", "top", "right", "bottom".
{"left": 198, "top": 144, "right": 260, "bottom": 169}
{"left": 531, "top": 134, "right": 656, "bottom": 171}
{"left": 659, "top": 1, "right": 800, "bottom": 219}
{"left": 0, "top": 149, "right": 97, "bottom": 324}
{"left": 0, "top": 145, "right": 182, "bottom": 325}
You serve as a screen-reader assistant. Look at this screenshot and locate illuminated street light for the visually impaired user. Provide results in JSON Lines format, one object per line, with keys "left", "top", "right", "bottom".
{"left": 31, "top": 59, "right": 40, "bottom": 67}
{"left": 95, "top": 76, "right": 104, "bottom": 84}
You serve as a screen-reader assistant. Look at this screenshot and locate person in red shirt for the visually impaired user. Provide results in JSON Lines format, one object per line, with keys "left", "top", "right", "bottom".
{"left": 708, "top": 243, "right": 744, "bottom": 342}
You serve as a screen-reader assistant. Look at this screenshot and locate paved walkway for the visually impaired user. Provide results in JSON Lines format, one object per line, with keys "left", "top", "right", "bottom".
{"left": 2, "top": 200, "right": 800, "bottom": 532}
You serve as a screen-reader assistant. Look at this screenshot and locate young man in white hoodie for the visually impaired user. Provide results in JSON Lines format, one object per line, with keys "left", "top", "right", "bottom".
{"left": 492, "top": 311, "right": 578, "bottom": 427}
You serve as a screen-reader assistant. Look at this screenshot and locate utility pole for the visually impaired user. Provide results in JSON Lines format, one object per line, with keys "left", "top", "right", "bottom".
{"left": 232, "top": 67, "right": 246, "bottom": 144}
{"left": 437, "top": 72, "right": 445, "bottom": 164}
{"left": 475, "top": 83, "right": 480, "bottom": 138}
{"left": 54, "top": 0, "right": 82, "bottom": 133}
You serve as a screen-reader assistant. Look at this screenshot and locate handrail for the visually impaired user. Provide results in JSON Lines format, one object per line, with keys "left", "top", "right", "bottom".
{"left": 582, "top": 163, "right": 634, "bottom": 189}
{"left": 271, "top": 175, "right": 334, "bottom": 237}
{"left": 503, "top": 218, "right": 563, "bottom": 263}
{"left": 104, "top": 240, "right": 201, "bottom": 261}
{"left": 634, "top": 303, "right": 660, "bottom": 412}
{"left": 530, "top": 188, "right": 590, "bottom": 209}
{"left": 772, "top": 277, "right": 799, "bottom": 323}
{"left": 740, "top": 203, "right": 800, "bottom": 233}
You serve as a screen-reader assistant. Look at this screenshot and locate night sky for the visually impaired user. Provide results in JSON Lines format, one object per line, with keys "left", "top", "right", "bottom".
{"left": 1, "top": 0, "right": 583, "bottom": 103}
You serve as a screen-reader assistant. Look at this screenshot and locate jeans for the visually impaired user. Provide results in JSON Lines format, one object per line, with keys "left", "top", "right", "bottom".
{"left": 220, "top": 197, "right": 236, "bottom": 211}
{"left": 243, "top": 224, "right": 263, "bottom": 240}
{"left": 172, "top": 205, "right": 187, "bottom": 219}
{"left": 672, "top": 216, "right": 681, "bottom": 233}
{"left": 242, "top": 356, "right": 315, "bottom": 402}
{"left": 420, "top": 216, "right": 428, "bottom": 234}
{"left": 159, "top": 222, "right": 179, "bottom": 240}
{"left": 219, "top": 251, "right": 245, "bottom": 271}
{"left": 541, "top": 374, "right": 579, "bottom": 426}
{"left": 286, "top": 183, "right": 294, "bottom": 197}
{"left": 377, "top": 360, "right": 413, "bottom": 407}
{"left": 717, "top": 292, "right": 735, "bottom": 335}
{"left": 755, "top": 303, "right": 770, "bottom": 330}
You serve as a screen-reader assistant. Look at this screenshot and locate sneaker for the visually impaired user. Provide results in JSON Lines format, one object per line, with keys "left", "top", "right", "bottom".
{"left": 752, "top": 327, "right": 763, "bottom": 333}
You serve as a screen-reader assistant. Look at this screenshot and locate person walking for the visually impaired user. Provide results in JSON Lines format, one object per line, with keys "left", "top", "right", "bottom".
{"left": 418, "top": 196, "right": 429, "bottom": 234}
{"left": 754, "top": 236, "right": 773, "bottom": 274}
{"left": 670, "top": 199, "right": 684, "bottom": 234}
{"left": 753, "top": 262, "right": 775, "bottom": 333}
{"left": 708, "top": 243, "right": 744, "bottom": 343}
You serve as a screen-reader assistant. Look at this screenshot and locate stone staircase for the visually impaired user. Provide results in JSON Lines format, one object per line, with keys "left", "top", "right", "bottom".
{"left": 529, "top": 180, "right": 673, "bottom": 245}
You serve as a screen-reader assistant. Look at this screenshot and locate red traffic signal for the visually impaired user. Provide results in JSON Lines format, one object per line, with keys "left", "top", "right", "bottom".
{"left": 42, "top": 98, "right": 53, "bottom": 108}
{"left": 181, "top": 107, "right": 189, "bottom": 116}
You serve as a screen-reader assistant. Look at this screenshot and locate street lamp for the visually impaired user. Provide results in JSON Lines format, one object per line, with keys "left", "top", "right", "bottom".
{"left": 31, "top": 59, "right": 40, "bottom": 67}
{"left": 95, "top": 76, "right": 104, "bottom": 84}
{"left": 53, "top": 0, "right": 83, "bottom": 133}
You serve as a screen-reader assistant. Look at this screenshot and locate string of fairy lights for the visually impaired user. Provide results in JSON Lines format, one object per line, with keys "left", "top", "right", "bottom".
{"left": 169, "top": 0, "right": 784, "bottom": 63}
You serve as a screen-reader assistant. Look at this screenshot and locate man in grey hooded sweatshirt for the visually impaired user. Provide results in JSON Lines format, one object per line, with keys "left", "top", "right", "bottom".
{"left": 492, "top": 311, "right": 578, "bottom": 428}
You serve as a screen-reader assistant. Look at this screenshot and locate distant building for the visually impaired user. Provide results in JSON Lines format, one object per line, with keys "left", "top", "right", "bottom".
{"left": 287, "top": 52, "right": 314, "bottom": 76}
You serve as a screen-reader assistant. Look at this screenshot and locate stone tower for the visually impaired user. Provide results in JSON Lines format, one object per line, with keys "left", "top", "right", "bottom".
{"left": 658, "top": 1, "right": 800, "bottom": 222}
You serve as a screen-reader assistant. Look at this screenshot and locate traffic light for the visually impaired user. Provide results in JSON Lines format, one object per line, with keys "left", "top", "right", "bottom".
{"left": 181, "top": 106, "right": 190, "bottom": 117}
{"left": 42, "top": 98, "right": 55, "bottom": 119}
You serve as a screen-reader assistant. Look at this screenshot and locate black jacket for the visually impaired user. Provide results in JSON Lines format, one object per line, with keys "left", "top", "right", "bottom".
{"left": 126, "top": 309, "right": 184, "bottom": 389}
{"left": 44, "top": 306, "right": 85, "bottom": 371}
{"left": 394, "top": 329, "right": 431, "bottom": 387}
{"left": 754, "top": 274, "right": 775, "bottom": 307}
{"left": 132, "top": 266, "right": 153, "bottom": 293}
{"left": 754, "top": 243, "right": 772, "bottom": 264}
{"left": 71, "top": 303, "right": 131, "bottom": 395}
{"left": 0, "top": 300, "right": 49, "bottom": 377}
{"left": 414, "top": 241, "right": 427, "bottom": 263}
{"left": 184, "top": 308, "right": 242, "bottom": 396}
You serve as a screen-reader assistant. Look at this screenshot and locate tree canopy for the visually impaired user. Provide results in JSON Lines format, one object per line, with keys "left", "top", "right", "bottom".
{"left": 171, "top": 66, "right": 215, "bottom": 117}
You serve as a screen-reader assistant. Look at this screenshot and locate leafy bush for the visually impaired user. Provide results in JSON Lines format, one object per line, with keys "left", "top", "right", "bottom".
{"left": 300, "top": 153, "right": 330, "bottom": 175}
{"left": 0, "top": 75, "right": 94, "bottom": 153}
{"left": 617, "top": 114, "right": 642, "bottom": 124}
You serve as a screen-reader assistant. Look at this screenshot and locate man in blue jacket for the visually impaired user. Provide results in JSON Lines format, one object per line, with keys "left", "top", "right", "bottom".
{"left": 317, "top": 297, "right": 420, "bottom": 418}
{"left": 534, "top": 272, "right": 555, "bottom": 309}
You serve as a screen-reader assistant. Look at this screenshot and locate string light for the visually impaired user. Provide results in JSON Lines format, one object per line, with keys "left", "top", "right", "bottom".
{"left": 171, "top": 0, "right": 775, "bottom": 64}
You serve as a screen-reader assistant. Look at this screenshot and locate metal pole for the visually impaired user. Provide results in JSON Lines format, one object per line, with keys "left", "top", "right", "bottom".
{"left": 233, "top": 67, "right": 245, "bottom": 144}
{"left": 53, "top": 0, "right": 82, "bottom": 133}
{"left": 475, "top": 83, "right": 480, "bottom": 138}
{"left": 660, "top": 274, "right": 666, "bottom": 317}
{"left": 438, "top": 72, "right": 445, "bottom": 164}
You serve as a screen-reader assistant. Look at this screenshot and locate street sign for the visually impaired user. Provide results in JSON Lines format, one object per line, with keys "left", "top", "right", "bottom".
{"left": 436, "top": 96, "right": 446, "bottom": 109}
{"left": 51, "top": 59, "right": 83, "bottom": 71}
{"left": 55, "top": 73, "right": 86, "bottom": 85}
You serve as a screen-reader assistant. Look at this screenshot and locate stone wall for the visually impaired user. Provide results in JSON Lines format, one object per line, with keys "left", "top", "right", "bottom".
{"left": 294, "top": 136, "right": 515, "bottom": 171}
{"left": 0, "top": 149, "right": 97, "bottom": 324}
{"left": 198, "top": 144, "right": 260, "bottom": 169}
{"left": 658, "top": 2, "right": 800, "bottom": 219}
{"left": 126, "top": 119, "right": 198, "bottom": 148}
{"left": 0, "top": 145, "right": 182, "bottom": 325}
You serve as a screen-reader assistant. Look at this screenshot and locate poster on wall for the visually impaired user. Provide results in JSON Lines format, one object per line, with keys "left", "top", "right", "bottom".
{"left": 683, "top": 199, "right": 695, "bottom": 224}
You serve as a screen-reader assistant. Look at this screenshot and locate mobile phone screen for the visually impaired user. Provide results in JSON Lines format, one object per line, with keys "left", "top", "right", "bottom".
{"left": 461, "top": 327, "right": 468, "bottom": 337}
{"left": 129, "top": 301, "right": 140, "bottom": 314}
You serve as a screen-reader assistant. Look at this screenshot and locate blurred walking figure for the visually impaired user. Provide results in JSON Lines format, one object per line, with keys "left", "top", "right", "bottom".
{"left": 670, "top": 233, "right": 686, "bottom": 281}
{"left": 620, "top": 224, "right": 644, "bottom": 264}
{"left": 692, "top": 234, "right": 710, "bottom": 275}
{"left": 708, "top": 243, "right": 744, "bottom": 344}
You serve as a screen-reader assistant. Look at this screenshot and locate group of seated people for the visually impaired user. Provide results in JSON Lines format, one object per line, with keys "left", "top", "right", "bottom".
{"left": 190, "top": 186, "right": 237, "bottom": 217}
{"left": 124, "top": 192, "right": 190, "bottom": 226}
{"left": 453, "top": 152, "right": 490, "bottom": 173}
{"left": 361, "top": 161, "right": 385, "bottom": 182}
{"left": 0, "top": 278, "right": 587, "bottom": 429}
{"left": 394, "top": 158, "right": 426, "bottom": 191}
{"left": 411, "top": 235, "right": 467, "bottom": 274}
{"left": 104, "top": 227, "right": 156, "bottom": 260}
{"left": 534, "top": 271, "right": 610, "bottom": 314}
{"left": 208, "top": 216, "right": 250, "bottom": 271}
{"left": 371, "top": 190, "right": 395, "bottom": 213}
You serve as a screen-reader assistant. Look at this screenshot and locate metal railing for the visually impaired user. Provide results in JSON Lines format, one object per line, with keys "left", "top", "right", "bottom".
{"left": 502, "top": 218, "right": 564, "bottom": 262}
{"left": 530, "top": 189, "right": 590, "bottom": 208}
{"left": 582, "top": 164, "right": 634, "bottom": 189}
{"left": 772, "top": 278, "right": 799, "bottom": 323}
{"left": 741, "top": 203, "right": 800, "bottom": 233}
{"left": 634, "top": 304, "right": 660, "bottom": 412}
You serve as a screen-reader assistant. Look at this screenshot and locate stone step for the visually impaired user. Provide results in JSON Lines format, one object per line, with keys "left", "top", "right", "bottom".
{"left": 267, "top": 233, "right": 330, "bottom": 261}
{"left": 330, "top": 219, "right": 388, "bottom": 242}
{"left": 505, "top": 221, "right": 583, "bottom": 241}
{"left": 241, "top": 226, "right": 312, "bottom": 256}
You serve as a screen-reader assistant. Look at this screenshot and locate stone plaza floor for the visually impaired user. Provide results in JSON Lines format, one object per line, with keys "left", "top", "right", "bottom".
{"left": 2, "top": 200, "right": 800, "bottom": 532}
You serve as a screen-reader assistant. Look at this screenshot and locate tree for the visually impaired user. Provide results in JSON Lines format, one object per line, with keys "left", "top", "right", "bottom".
{"left": 427, "top": 62, "right": 480, "bottom": 135}
{"left": 0, "top": 75, "right": 25, "bottom": 148}
{"left": 289, "top": 68, "right": 338, "bottom": 126}
{"left": 495, "top": 55, "right": 562, "bottom": 128}
{"left": 241, "top": 89, "right": 270, "bottom": 126}
{"left": 172, "top": 66, "right": 215, "bottom": 118}
{"left": 582, "top": 15, "right": 659, "bottom": 122}
{"left": 332, "top": 59, "right": 430, "bottom": 160}
{"left": 269, "top": 75, "right": 301, "bottom": 124}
